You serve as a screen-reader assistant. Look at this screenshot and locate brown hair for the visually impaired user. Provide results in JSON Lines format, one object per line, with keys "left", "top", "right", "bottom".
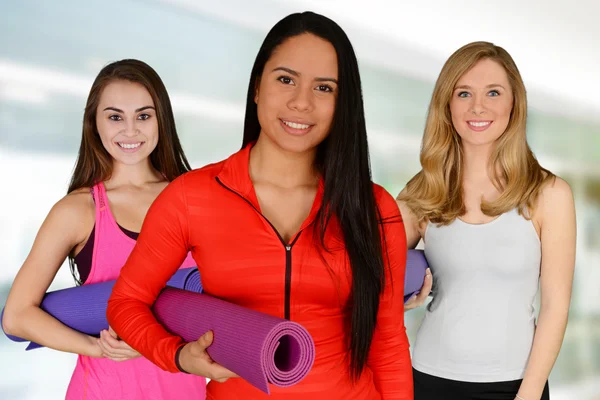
{"left": 399, "top": 41, "right": 554, "bottom": 225}
{"left": 67, "top": 59, "right": 191, "bottom": 284}
{"left": 68, "top": 59, "right": 190, "bottom": 193}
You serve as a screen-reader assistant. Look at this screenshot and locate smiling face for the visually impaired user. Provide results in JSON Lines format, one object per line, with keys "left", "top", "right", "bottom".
{"left": 254, "top": 33, "right": 338, "bottom": 155}
{"left": 449, "top": 58, "right": 514, "bottom": 149}
{"left": 95, "top": 80, "right": 159, "bottom": 166}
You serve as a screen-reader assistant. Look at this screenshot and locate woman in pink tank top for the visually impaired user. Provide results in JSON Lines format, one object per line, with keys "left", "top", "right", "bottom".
{"left": 2, "top": 59, "right": 207, "bottom": 400}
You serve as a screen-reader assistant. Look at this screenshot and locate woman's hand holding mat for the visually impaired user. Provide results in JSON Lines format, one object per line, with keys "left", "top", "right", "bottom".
{"left": 178, "top": 330, "right": 239, "bottom": 382}
{"left": 404, "top": 267, "right": 432, "bottom": 310}
{"left": 404, "top": 249, "right": 433, "bottom": 310}
{"left": 97, "top": 326, "right": 141, "bottom": 362}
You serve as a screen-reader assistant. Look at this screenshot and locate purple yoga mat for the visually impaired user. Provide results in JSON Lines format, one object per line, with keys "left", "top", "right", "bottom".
{"left": 404, "top": 249, "right": 429, "bottom": 302}
{"left": 1, "top": 267, "right": 202, "bottom": 350}
{"left": 153, "top": 287, "right": 315, "bottom": 394}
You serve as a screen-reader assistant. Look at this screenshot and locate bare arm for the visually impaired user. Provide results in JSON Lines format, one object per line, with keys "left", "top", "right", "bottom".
{"left": 517, "top": 178, "right": 576, "bottom": 400}
{"left": 1, "top": 192, "right": 101, "bottom": 357}
{"left": 395, "top": 188, "right": 421, "bottom": 249}
{"left": 396, "top": 189, "right": 432, "bottom": 310}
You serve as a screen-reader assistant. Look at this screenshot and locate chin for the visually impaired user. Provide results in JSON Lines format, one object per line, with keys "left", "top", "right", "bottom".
{"left": 269, "top": 133, "right": 320, "bottom": 154}
{"left": 114, "top": 155, "right": 150, "bottom": 166}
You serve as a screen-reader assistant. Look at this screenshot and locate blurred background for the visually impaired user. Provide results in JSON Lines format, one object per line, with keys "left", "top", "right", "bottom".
{"left": 1, "top": 0, "right": 598, "bottom": 398}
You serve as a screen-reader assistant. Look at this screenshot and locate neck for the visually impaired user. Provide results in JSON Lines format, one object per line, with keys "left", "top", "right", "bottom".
{"left": 461, "top": 142, "right": 494, "bottom": 185}
{"left": 249, "top": 134, "right": 319, "bottom": 188}
{"left": 107, "top": 158, "right": 163, "bottom": 188}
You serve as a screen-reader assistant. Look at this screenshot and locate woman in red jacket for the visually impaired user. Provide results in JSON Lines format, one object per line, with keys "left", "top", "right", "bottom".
{"left": 107, "top": 11, "right": 413, "bottom": 399}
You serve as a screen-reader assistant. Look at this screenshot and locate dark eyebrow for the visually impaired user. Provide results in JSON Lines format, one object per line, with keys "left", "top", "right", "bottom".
{"left": 103, "top": 106, "right": 155, "bottom": 113}
{"left": 103, "top": 107, "right": 123, "bottom": 113}
{"left": 272, "top": 66, "right": 338, "bottom": 84}
{"left": 315, "top": 76, "right": 338, "bottom": 84}
{"left": 135, "top": 106, "right": 155, "bottom": 112}
{"left": 454, "top": 84, "right": 506, "bottom": 90}
{"left": 272, "top": 66, "right": 299, "bottom": 77}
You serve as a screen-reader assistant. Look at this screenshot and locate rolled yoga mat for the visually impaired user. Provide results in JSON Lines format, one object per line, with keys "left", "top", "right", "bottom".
{"left": 152, "top": 287, "right": 315, "bottom": 394}
{"left": 1, "top": 267, "right": 202, "bottom": 350}
{"left": 404, "top": 249, "right": 429, "bottom": 302}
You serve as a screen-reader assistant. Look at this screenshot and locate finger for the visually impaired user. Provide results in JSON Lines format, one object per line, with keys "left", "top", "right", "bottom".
{"left": 421, "top": 268, "right": 433, "bottom": 296}
{"left": 208, "top": 362, "right": 240, "bottom": 380}
{"left": 100, "top": 330, "right": 122, "bottom": 348}
{"left": 98, "top": 342, "right": 138, "bottom": 360}
{"left": 108, "top": 347, "right": 140, "bottom": 358}
{"left": 106, "top": 356, "right": 129, "bottom": 362}
{"left": 404, "top": 295, "right": 418, "bottom": 310}
{"left": 209, "top": 362, "right": 239, "bottom": 378}
{"left": 415, "top": 285, "right": 431, "bottom": 303}
{"left": 108, "top": 337, "right": 137, "bottom": 352}
{"left": 194, "top": 331, "right": 214, "bottom": 350}
{"left": 99, "top": 332, "right": 139, "bottom": 358}
{"left": 101, "top": 330, "right": 139, "bottom": 355}
{"left": 108, "top": 326, "right": 118, "bottom": 338}
{"left": 97, "top": 338, "right": 122, "bottom": 359}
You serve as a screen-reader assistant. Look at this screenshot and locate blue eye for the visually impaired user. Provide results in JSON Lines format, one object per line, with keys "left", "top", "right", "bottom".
{"left": 458, "top": 91, "right": 470, "bottom": 98}
{"left": 488, "top": 90, "right": 500, "bottom": 97}
{"left": 278, "top": 76, "right": 293, "bottom": 85}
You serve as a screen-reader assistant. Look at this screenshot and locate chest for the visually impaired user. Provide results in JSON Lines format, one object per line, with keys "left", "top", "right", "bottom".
{"left": 424, "top": 213, "right": 541, "bottom": 281}
{"left": 461, "top": 185, "right": 502, "bottom": 224}
{"left": 253, "top": 182, "right": 317, "bottom": 243}
{"left": 187, "top": 190, "right": 352, "bottom": 315}
{"left": 106, "top": 188, "right": 162, "bottom": 232}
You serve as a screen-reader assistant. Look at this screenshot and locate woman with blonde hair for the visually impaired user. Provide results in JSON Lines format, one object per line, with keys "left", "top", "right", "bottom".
{"left": 399, "top": 41, "right": 576, "bottom": 400}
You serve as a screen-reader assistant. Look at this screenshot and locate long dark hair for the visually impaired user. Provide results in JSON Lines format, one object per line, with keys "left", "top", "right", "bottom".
{"left": 242, "top": 12, "right": 386, "bottom": 380}
{"left": 68, "top": 59, "right": 191, "bottom": 283}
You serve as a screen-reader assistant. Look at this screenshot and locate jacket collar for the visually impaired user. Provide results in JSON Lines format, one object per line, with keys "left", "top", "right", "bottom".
{"left": 216, "top": 142, "right": 325, "bottom": 234}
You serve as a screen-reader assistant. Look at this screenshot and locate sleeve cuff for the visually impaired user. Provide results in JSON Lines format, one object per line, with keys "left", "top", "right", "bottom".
{"left": 174, "top": 343, "right": 190, "bottom": 374}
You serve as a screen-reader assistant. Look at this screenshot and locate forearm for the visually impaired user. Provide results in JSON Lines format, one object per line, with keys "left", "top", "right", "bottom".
{"left": 3, "top": 306, "right": 99, "bottom": 357}
{"left": 517, "top": 305, "right": 569, "bottom": 399}
{"left": 107, "top": 277, "right": 185, "bottom": 372}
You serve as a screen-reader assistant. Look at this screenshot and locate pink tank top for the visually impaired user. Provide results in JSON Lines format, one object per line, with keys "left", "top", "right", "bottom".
{"left": 65, "top": 182, "right": 206, "bottom": 400}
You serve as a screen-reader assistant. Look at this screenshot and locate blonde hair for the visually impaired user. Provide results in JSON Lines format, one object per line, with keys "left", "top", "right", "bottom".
{"left": 399, "top": 41, "right": 554, "bottom": 225}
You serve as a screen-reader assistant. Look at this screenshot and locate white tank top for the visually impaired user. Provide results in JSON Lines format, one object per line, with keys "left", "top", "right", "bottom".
{"left": 412, "top": 209, "right": 541, "bottom": 382}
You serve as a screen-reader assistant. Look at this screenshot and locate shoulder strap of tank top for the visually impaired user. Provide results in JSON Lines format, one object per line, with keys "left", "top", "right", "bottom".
{"left": 91, "top": 182, "right": 109, "bottom": 215}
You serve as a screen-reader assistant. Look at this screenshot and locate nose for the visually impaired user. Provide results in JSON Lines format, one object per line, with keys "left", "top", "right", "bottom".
{"left": 122, "top": 118, "right": 139, "bottom": 137}
{"left": 287, "top": 85, "right": 314, "bottom": 113}
{"left": 470, "top": 93, "right": 486, "bottom": 115}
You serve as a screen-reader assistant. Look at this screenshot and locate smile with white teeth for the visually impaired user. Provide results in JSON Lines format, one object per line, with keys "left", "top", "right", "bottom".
{"left": 468, "top": 121, "right": 491, "bottom": 127}
{"left": 283, "top": 120, "right": 311, "bottom": 130}
{"left": 118, "top": 142, "right": 142, "bottom": 149}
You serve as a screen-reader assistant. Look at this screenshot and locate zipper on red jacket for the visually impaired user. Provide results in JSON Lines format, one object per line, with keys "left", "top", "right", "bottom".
{"left": 216, "top": 177, "right": 302, "bottom": 320}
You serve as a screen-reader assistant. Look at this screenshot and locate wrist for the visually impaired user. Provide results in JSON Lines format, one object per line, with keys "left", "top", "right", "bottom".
{"left": 175, "top": 342, "right": 190, "bottom": 374}
{"left": 85, "top": 335, "right": 103, "bottom": 358}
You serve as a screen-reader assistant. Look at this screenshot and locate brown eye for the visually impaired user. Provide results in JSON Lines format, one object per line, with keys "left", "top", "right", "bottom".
{"left": 316, "top": 85, "right": 332, "bottom": 92}
{"left": 278, "top": 76, "right": 293, "bottom": 85}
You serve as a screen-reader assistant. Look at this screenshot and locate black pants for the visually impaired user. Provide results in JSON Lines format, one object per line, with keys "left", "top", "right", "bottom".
{"left": 413, "top": 368, "right": 550, "bottom": 400}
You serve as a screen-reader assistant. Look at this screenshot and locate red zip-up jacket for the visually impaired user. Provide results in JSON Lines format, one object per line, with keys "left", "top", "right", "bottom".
{"left": 106, "top": 144, "right": 413, "bottom": 399}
